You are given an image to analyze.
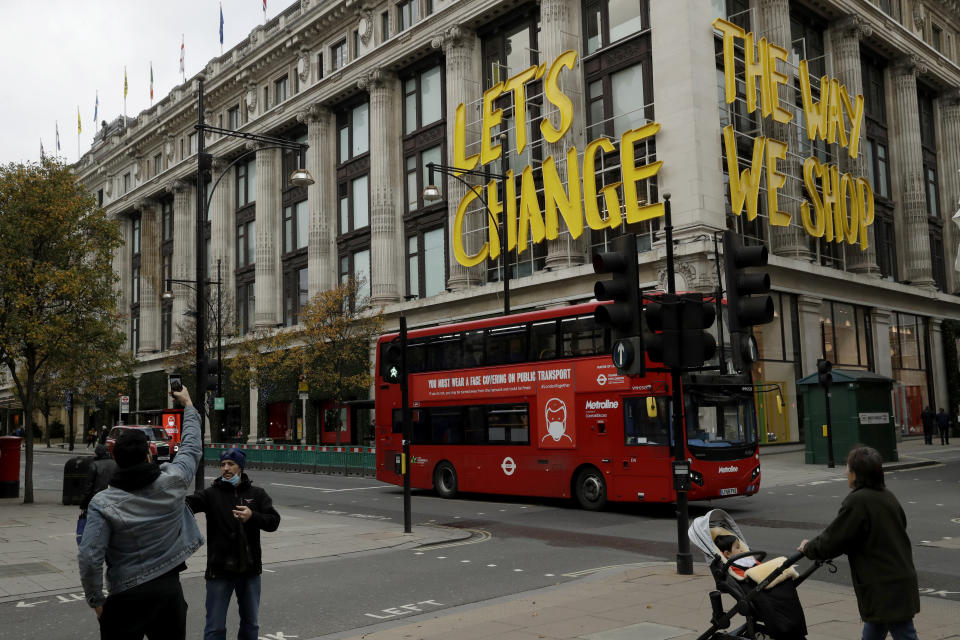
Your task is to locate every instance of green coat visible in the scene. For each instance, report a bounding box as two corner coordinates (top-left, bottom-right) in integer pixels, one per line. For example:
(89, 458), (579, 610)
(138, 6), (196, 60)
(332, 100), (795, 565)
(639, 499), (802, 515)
(803, 485), (920, 623)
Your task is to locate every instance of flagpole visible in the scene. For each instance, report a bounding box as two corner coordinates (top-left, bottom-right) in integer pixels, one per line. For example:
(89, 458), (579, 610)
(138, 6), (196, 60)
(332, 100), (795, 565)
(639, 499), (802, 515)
(123, 66), (127, 122)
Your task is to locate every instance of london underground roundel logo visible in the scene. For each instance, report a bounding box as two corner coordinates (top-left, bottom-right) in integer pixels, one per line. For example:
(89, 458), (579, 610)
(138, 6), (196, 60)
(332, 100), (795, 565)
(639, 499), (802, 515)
(501, 456), (517, 476)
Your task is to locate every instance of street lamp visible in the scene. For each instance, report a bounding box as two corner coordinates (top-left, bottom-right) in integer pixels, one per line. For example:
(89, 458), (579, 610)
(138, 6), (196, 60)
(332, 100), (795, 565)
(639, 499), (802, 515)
(423, 162), (510, 316)
(192, 77), (314, 490)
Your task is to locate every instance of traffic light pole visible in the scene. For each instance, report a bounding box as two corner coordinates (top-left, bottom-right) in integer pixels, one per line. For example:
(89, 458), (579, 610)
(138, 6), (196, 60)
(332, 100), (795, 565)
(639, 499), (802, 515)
(663, 194), (694, 576)
(195, 81), (208, 493)
(400, 316), (412, 534)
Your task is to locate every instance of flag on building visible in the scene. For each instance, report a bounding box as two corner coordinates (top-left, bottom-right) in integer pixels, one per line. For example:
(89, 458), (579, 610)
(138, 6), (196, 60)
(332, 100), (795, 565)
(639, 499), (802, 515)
(93, 91), (98, 125)
(124, 66), (128, 99)
(56, 122), (60, 152)
(180, 35), (185, 75)
(77, 107), (82, 134)
(150, 62), (154, 101)
(40, 138), (45, 158)
(263, 0), (267, 21)
(219, 3), (224, 46)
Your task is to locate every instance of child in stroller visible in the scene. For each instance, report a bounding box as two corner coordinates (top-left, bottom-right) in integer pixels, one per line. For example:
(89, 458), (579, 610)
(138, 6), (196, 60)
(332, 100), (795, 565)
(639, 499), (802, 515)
(688, 509), (833, 640)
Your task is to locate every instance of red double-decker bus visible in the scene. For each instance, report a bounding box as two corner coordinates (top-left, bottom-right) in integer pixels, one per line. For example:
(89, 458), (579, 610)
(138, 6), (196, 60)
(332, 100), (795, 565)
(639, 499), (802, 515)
(374, 302), (761, 509)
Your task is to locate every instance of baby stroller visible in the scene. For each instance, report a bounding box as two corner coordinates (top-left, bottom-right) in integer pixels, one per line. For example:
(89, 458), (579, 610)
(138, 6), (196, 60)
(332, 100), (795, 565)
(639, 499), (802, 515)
(688, 509), (834, 640)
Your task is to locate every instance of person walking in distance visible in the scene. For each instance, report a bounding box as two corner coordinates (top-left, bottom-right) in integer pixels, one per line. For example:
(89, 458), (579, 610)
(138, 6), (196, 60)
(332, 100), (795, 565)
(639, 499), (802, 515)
(935, 408), (950, 445)
(921, 406), (934, 445)
(78, 386), (203, 640)
(798, 445), (920, 640)
(187, 448), (280, 640)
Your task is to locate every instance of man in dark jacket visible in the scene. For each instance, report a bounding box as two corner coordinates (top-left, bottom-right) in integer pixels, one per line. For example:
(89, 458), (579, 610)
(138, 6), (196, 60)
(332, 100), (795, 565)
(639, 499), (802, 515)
(921, 406), (934, 444)
(936, 408), (950, 445)
(80, 445), (118, 513)
(186, 448), (280, 640)
(798, 445), (920, 640)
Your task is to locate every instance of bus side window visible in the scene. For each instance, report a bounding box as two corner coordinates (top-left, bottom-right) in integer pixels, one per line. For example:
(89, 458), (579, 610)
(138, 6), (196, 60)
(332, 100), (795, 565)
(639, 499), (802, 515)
(531, 320), (557, 360)
(407, 339), (427, 373)
(391, 409), (402, 434)
(431, 407), (463, 444)
(464, 407), (485, 444)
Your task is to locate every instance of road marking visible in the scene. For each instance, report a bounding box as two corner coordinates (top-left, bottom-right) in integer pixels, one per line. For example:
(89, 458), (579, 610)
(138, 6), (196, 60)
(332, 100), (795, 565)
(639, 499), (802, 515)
(364, 600), (444, 619)
(16, 600), (48, 608)
(415, 527), (491, 550)
(270, 483), (384, 492)
(513, 569), (524, 572)
(259, 633), (298, 639)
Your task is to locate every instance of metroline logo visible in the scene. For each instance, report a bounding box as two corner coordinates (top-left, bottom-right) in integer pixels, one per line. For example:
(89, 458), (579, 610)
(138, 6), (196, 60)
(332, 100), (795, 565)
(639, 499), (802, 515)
(718, 466), (740, 473)
(585, 400), (619, 410)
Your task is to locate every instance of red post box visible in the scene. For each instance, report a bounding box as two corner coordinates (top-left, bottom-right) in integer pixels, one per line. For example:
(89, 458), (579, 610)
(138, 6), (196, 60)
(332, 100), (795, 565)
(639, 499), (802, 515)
(0, 436), (23, 498)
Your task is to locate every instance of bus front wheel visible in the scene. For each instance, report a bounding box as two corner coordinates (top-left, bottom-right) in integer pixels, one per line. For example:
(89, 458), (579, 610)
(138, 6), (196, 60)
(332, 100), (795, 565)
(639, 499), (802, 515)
(574, 467), (607, 510)
(434, 462), (458, 498)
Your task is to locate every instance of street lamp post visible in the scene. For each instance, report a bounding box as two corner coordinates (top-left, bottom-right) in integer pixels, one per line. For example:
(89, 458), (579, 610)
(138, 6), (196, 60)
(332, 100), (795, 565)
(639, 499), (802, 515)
(423, 162), (510, 316)
(163, 259), (224, 395)
(192, 77), (314, 490)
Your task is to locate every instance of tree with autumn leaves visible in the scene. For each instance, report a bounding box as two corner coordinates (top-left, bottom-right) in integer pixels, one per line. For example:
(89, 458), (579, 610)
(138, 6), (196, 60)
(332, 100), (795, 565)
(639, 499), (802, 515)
(0, 159), (128, 503)
(227, 278), (382, 441)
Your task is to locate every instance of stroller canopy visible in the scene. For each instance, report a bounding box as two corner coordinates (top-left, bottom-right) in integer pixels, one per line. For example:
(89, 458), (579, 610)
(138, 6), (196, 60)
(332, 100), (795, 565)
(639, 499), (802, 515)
(688, 509), (747, 562)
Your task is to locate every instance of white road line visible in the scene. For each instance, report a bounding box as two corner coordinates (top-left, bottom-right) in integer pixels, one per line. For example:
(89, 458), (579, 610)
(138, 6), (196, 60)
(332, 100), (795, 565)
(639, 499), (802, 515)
(270, 483), (385, 492)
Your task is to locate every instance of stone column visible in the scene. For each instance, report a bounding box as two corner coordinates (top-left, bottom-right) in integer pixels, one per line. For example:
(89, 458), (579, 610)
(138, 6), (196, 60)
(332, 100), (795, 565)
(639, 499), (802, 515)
(889, 56), (934, 286)
(114, 213), (132, 350)
(170, 180), (196, 333)
(209, 157), (235, 314)
(938, 90), (960, 292)
(300, 105), (336, 296)
(361, 70), (402, 305)
(756, 0), (807, 258)
(796, 295), (825, 377)
(541, 0), (589, 269)
(650, 0), (727, 237)
(254, 146), (282, 328)
(138, 200), (161, 355)
(433, 26), (484, 290)
(870, 308), (893, 378)
(830, 15), (878, 274)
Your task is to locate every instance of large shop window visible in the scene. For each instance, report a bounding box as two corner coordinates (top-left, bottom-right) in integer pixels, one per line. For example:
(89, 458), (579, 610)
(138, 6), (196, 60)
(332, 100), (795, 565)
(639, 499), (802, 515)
(890, 313), (931, 435)
(340, 249), (371, 306)
(584, 0), (649, 55)
(236, 158), (256, 207)
(918, 87), (946, 290)
(819, 300), (872, 370)
(861, 52), (897, 279)
(407, 226), (446, 299)
(338, 102), (369, 162)
(236, 281), (255, 335)
(584, 21), (655, 254)
(404, 64), (443, 135)
(236, 219), (256, 268)
(283, 266), (308, 327)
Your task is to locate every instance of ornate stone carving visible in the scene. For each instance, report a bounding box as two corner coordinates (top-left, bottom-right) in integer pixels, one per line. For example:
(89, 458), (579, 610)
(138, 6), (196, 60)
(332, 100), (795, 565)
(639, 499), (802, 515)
(296, 103), (329, 124)
(431, 25), (470, 53)
(105, 177), (113, 197)
(892, 55), (928, 77)
(297, 48), (310, 83)
(246, 82), (258, 115)
(170, 179), (190, 194)
(358, 10), (374, 45)
(913, 2), (925, 31)
(835, 14), (873, 40)
(356, 68), (389, 91)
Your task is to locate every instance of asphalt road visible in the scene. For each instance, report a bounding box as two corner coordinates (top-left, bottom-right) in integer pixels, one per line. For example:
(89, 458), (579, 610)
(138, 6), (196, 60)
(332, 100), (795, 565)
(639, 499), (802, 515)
(6, 447), (959, 639)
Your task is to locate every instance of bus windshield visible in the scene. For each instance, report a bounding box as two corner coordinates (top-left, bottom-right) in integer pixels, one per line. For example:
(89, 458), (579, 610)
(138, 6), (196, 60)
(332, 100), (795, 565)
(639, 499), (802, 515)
(684, 389), (757, 449)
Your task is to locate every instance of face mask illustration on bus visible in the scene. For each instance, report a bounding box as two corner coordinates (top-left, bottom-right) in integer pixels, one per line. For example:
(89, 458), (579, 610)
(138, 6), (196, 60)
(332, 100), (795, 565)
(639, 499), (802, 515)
(542, 398), (573, 444)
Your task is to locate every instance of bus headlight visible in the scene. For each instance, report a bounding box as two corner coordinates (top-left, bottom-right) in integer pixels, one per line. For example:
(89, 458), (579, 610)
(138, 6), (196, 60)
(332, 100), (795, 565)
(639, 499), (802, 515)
(690, 470), (704, 486)
(750, 465), (760, 480)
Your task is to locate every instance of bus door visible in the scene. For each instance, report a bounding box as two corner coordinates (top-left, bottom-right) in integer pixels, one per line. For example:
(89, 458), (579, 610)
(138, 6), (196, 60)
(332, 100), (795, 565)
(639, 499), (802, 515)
(617, 395), (673, 502)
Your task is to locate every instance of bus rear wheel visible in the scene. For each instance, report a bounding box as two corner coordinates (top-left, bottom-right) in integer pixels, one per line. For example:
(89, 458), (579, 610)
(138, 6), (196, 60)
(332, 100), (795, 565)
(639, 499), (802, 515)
(575, 467), (607, 510)
(434, 461), (458, 498)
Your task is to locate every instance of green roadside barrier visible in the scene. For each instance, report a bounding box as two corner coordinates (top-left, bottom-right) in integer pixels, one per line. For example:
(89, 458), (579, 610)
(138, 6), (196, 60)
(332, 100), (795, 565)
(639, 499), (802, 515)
(204, 442), (376, 476)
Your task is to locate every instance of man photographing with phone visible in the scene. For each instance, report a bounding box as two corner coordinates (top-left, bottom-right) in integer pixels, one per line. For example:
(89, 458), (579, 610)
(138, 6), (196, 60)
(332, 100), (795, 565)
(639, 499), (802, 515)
(78, 384), (204, 639)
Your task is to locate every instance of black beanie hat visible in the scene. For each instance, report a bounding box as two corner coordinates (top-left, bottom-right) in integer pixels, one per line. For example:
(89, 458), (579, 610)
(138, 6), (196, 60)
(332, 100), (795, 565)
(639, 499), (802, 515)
(113, 429), (149, 468)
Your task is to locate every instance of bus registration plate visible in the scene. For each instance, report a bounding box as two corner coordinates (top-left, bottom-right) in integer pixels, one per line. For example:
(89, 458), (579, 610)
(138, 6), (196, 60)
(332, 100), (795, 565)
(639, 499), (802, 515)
(719, 488), (738, 496)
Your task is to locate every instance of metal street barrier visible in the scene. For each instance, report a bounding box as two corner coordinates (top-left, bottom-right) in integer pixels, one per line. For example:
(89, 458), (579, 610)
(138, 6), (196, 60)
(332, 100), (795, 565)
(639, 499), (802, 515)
(203, 442), (376, 477)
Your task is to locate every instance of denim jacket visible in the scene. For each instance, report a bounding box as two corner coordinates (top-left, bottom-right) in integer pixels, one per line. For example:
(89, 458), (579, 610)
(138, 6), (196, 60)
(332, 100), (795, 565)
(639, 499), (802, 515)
(78, 406), (205, 607)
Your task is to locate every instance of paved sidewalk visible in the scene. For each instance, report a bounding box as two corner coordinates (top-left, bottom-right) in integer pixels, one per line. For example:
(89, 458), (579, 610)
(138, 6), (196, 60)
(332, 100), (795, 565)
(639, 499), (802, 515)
(0, 489), (467, 603)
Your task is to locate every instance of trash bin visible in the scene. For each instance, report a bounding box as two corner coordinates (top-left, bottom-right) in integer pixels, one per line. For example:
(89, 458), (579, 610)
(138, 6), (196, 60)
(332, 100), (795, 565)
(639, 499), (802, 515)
(0, 436), (23, 498)
(63, 456), (93, 505)
(797, 369), (898, 464)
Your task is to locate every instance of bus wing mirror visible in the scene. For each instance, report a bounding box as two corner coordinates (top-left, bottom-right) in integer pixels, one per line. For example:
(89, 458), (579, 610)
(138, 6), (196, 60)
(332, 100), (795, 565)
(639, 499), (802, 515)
(646, 396), (658, 418)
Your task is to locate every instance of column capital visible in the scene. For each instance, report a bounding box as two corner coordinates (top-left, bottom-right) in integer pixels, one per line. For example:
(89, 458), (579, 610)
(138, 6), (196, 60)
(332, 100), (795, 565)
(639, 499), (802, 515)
(357, 68), (395, 91)
(296, 103), (331, 124)
(168, 179), (191, 194)
(431, 25), (475, 54)
(941, 88), (960, 106)
(134, 198), (159, 212)
(212, 155), (231, 172)
(832, 14), (873, 40)
(891, 55), (928, 77)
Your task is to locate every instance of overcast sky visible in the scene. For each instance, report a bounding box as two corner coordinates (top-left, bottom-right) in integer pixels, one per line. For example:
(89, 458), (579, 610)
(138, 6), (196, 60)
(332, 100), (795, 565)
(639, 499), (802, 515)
(1, 0), (283, 165)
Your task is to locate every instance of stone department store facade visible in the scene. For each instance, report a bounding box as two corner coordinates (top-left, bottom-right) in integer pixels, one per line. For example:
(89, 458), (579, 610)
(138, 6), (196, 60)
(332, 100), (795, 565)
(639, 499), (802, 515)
(45, 0), (960, 444)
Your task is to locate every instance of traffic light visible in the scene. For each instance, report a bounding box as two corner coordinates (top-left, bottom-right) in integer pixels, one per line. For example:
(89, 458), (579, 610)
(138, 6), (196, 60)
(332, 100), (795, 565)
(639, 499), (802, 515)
(678, 293), (717, 369)
(593, 233), (644, 376)
(817, 358), (833, 388)
(201, 357), (219, 395)
(722, 230), (774, 373)
(644, 293), (680, 368)
(645, 294), (717, 370)
(381, 340), (403, 384)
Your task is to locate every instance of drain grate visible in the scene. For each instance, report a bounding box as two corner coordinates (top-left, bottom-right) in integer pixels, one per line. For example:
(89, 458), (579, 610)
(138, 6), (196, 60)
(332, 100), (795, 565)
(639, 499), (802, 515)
(0, 562), (62, 577)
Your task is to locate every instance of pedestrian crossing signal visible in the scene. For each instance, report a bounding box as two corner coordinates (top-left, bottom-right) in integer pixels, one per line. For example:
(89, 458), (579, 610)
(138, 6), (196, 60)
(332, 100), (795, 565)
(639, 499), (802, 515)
(382, 342), (402, 384)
